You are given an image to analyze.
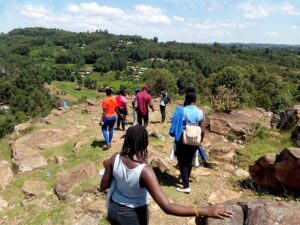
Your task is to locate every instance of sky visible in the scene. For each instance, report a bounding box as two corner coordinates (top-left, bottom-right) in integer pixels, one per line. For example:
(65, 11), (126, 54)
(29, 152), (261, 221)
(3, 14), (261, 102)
(0, 0), (299, 44)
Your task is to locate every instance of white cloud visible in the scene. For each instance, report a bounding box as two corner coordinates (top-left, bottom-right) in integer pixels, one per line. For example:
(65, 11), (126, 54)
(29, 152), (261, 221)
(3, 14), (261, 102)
(187, 20), (246, 30)
(238, 3), (273, 19)
(173, 16), (185, 22)
(238, 2), (300, 19)
(263, 31), (279, 38)
(291, 25), (298, 30)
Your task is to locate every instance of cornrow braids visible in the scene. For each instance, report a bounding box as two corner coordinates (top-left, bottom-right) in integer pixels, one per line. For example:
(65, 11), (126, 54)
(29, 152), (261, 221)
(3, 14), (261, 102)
(121, 125), (149, 162)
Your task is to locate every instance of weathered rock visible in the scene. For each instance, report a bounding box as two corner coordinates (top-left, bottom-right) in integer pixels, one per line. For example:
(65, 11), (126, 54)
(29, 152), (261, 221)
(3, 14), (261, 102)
(207, 190), (241, 204)
(249, 147), (300, 193)
(86, 99), (98, 106)
(55, 163), (98, 200)
(0, 199), (8, 211)
(202, 200), (300, 225)
(234, 168), (250, 178)
(22, 180), (48, 197)
(148, 152), (171, 173)
(149, 131), (166, 142)
(14, 122), (32, 136)
(73, 141), (82, 152)
(190, 168), (213, 182)
(74, 214), (99, 225)
(274, 105), (300, 130)
(54, 156), (67, 165)
(0, 161), (13, 189)
(12, 149), (47, 173)
(209, 109), (272, 139)
(84, 200), (106, 218)
(51, 109), (64, 117)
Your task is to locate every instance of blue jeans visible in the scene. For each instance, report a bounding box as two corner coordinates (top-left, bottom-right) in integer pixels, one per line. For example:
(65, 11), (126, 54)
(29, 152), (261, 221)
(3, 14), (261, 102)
(102, 116), (116, 145)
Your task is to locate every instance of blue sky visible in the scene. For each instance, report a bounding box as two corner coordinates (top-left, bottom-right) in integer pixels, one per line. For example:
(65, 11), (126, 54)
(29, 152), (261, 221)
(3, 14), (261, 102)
(0, 0), (299, 44)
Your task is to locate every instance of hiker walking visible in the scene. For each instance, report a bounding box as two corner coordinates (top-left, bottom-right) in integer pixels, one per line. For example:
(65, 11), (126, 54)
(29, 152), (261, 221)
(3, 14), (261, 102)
(160, 89), (171, 124)
(100, 126), (233, 225)
(135, 84), (154, 127)
(169, 90), (205, 193)
(115, 90), (128, 131)
(132, 89), (139, 126)
(100, 88), (118, 150)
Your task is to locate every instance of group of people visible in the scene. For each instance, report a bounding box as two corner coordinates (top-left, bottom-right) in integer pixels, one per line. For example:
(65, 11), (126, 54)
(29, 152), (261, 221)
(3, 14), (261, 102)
(100, 84), (170, 150)
(99, 85), (234, 224)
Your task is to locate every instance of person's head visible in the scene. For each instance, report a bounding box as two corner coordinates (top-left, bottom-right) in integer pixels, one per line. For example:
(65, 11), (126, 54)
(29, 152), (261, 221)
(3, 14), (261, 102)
(185, 87), (196, 94)
(121, 125), (148, 162)
(184, 92), (197, 105)
(161, 89), (167, 96)
(119, 89), (126, 96)
(142, 84), (148, 92)
(135, 88), (140, 95)
(105, 87), (112, 96)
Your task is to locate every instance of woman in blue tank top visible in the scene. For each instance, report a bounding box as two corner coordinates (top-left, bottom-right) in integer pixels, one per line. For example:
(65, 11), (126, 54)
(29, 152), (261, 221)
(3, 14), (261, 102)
(100, 126), (233, 225)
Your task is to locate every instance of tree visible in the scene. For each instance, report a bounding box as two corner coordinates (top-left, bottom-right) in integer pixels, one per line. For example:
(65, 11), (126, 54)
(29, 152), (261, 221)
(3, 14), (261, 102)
(144, 68), (178, 96)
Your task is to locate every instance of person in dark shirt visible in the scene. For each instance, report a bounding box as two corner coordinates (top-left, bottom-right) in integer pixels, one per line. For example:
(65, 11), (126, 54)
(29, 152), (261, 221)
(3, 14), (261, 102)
(135, 84), (154, 127)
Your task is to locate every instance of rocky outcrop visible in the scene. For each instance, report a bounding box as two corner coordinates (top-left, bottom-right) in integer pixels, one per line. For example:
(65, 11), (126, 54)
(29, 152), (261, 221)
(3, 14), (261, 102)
(273, 105), (300, 129)
(0, 161), (13, 189)
(22, 180), (48, 197)
(13, 122), (32, 137)
(202, 200), (300, 225)
(291, 126), (300, 147)
(209, 108), (272, 139)
(12, 148), (47, 173)
(202, 132), (244, 160)
(249, 147), (300, 193)
(207, 190), (241, 204)
(148, 152), (172, 173)
(84, 200), (106, 218)
(55, 163), (98, 200)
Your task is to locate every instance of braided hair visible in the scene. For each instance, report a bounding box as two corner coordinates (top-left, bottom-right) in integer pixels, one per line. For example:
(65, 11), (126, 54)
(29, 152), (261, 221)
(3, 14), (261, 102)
(121, 125), (149, 162)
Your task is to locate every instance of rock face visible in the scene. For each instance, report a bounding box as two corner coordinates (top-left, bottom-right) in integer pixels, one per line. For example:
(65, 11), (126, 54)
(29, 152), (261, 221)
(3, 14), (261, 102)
(249, 147), (300, 193)
(14, 122), (32, 136)
(291, 126), (300, 147)
(55, 163), (98, 200)
(22, 180), (48, 197)
(209, 109), (272, 139)
(202, 200), (300, 225)
(274, 105), (300, 129)
(148, 152), (171, 173)
(84, 200), (106, 218)
(207, 190), (241, 205)
(0, 161), (13, 189)
(0, 199), (8, 211)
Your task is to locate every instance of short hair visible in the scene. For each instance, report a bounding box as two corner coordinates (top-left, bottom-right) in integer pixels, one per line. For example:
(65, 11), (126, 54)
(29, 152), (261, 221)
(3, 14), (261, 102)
(105, 88), (112, 96)
(185, 87), (196, 94)
(119, 89), (126, 95)
(142, 84), (148, 91)
(121, 125), (148, 162)
(185, 92), (197, 105)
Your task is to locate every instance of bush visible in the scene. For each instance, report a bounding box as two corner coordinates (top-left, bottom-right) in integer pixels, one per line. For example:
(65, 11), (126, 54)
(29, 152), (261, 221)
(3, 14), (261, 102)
(212, 85), (239, 113)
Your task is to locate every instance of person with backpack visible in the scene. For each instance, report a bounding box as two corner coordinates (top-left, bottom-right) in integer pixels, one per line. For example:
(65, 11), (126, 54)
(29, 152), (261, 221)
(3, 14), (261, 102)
(100, 125), (234, 225)
(160, 90), (171, 124)
(170, 91), (205, 193)
(115, 90), (128, 131)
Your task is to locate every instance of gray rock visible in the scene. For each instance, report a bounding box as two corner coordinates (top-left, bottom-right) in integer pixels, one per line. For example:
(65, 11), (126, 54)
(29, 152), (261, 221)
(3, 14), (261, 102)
(0, 161), (13, 189)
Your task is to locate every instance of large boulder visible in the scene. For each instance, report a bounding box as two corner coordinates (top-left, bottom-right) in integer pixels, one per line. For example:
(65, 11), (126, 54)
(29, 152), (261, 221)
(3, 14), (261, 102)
(147, 152), (172, 173)
(273, 105), (300, 130)
(84, 200), (106, 218)
(202, 200), (300, 225)
(0, 161), (13, 189)
(249, 147), (300, 193)
(22, 180), (48, 197)
(55, 163), (98, 200)
(209, 108), (272, 139)
(12, 149), (47, 173)
(14, 122), (32, 136)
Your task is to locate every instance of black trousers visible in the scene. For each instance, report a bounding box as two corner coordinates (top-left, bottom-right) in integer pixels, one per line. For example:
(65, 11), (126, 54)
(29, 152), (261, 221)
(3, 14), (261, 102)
(108, 200), (149, 225)
(137, 113), (149, 127)
(117, 107), (126, 130)
(175, 137), (198, 188)
(160, 105), (166, 122)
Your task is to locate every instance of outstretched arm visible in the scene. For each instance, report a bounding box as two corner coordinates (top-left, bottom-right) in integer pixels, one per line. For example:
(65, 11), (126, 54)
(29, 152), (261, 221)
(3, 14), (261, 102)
(140, 165), (233, 218)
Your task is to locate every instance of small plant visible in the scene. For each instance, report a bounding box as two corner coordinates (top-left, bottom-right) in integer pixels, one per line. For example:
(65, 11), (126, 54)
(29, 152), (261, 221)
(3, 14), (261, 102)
(211, 85), (240, 113)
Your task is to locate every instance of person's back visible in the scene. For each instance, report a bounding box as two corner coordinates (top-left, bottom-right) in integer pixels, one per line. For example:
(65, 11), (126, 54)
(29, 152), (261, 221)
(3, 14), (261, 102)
(112, 154), (149, 208)
(136, 90), (151, 116)
(183, 105), (203, 127)
(102, 96), (117, 117)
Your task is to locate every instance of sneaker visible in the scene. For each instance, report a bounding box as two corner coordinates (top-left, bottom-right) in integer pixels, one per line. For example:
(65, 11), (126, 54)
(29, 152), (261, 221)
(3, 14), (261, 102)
(203, 161), (217, 169)
(103, 144), (111, 150)
(176, 187), (191, 194)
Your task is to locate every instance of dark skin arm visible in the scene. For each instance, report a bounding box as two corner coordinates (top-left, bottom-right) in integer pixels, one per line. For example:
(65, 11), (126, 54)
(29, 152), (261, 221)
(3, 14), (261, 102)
(140, 165), (233, 219)
(199, 117), (205, 143)
(100, 154), (117, 191)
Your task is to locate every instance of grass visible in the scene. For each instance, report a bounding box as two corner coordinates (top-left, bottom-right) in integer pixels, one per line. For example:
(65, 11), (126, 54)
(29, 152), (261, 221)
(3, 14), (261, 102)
(235, 130), (293, 169)
(51, 81), (103, 100)
(0, 135), (11, 163)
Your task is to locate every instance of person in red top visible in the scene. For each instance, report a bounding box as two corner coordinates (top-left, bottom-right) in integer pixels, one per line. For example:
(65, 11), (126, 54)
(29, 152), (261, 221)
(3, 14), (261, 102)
(135, 84), (154, 127)
(115, 90), (128, 131)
